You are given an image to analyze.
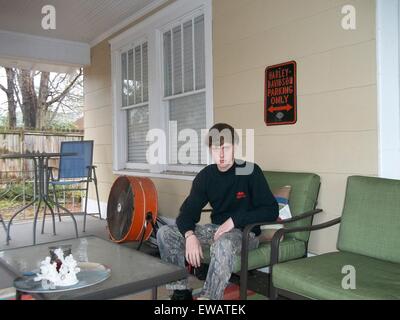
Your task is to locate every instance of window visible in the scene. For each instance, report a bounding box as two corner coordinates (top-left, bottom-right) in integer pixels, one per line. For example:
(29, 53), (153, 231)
(376, 0), (400, 179)
(111, 0), (213, 178)
(121, 41), (149, 164)
(162, 13), (206, 168)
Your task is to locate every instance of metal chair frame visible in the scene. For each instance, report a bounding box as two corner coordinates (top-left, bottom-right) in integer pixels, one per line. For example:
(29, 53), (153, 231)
(42, 141), (101, 233)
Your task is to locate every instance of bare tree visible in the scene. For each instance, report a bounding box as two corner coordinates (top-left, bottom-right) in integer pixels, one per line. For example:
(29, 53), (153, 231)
(17, 69), (37, 128)
(45, 71), (83, 128)
(1, 67), (83, 129)
(0, 67), (17, 128)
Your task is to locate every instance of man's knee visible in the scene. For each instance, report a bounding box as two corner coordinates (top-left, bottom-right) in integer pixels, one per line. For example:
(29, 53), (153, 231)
(157, 225), (174, 242)
(157, 224), (183, 247)
(212, 235), (237, 255)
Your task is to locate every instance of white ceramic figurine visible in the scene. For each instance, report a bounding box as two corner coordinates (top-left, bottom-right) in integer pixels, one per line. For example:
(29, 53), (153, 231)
(34, 248), (80, 288)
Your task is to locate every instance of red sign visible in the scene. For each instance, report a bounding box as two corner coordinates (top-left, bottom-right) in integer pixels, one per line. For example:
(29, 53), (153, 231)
(265, 61), (297, 126)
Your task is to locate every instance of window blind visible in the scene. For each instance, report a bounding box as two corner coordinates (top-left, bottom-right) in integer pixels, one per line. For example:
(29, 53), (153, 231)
(121, 42), (149, 107)
(169, 92), (206, 165)
(127, 106), (149, 163)
(163, 13), (205, 97)
(163, 14), (206, 166)
(121, 41), (149, 163)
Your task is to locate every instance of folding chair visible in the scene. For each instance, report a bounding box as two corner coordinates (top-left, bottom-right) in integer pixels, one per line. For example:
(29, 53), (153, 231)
(42, 140), (101, 233)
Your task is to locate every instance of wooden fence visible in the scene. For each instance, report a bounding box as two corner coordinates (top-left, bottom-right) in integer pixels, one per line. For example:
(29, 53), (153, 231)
(0, 128), (84, 181)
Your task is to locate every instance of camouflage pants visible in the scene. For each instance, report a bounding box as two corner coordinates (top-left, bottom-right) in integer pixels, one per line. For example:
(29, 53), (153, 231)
(157, 223), (259, 300)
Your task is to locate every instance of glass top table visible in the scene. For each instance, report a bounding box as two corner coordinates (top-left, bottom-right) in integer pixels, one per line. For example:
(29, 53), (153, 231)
(0, 152), (78, 245)
(0, 235), (187, 300)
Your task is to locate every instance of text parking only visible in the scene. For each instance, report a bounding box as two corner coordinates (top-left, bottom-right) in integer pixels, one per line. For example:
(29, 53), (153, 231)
(265, 61), (297, 126)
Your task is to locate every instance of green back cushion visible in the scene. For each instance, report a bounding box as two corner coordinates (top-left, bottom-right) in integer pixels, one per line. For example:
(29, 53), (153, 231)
(263, 171), (320, 242)
(338, 176), (400, 263)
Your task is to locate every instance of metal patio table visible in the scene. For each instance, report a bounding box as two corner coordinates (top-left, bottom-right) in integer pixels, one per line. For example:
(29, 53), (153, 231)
(0, 152), (78, 245)
(0, 235), (188, 300)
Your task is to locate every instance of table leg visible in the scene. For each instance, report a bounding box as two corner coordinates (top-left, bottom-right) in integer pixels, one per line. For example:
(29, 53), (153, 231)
(6, 200), (36, 245)
(40, 205), (47, 234)
(43, 197), (56, 236)
(152, 287), (158, 300)
(33, 156), (49, 245)
(15, 290), (23, 300)
(32, 158), (39, 200)
(47, 200), (79, 239)
(32, 199), (42, 245)
(0, 216), (7, 232)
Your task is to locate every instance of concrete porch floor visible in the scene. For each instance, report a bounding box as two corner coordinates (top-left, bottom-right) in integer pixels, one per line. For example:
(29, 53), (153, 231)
(0, 215), (204, 299)
(0, 216), (269, 299)
(0, 215), (109, 251)
(0, 216), (106, 292)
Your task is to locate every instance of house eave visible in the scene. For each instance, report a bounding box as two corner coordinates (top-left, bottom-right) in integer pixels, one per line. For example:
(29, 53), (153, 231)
(0, 29), (90, 70)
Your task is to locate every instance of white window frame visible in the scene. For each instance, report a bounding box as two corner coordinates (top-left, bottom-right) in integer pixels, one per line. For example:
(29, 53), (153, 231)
(110, 0), (213, 179)
(121, 37), (150, 169)
(376, 0), (400, 179)
(160, 11), (210, 173)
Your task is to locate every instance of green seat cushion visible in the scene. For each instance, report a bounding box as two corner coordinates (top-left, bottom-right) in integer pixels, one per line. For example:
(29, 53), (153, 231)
(202, 238), (306, 273)
(272, 251), (400, 300)
(263, 171), (320, 242)
(338, 176), (400, 264)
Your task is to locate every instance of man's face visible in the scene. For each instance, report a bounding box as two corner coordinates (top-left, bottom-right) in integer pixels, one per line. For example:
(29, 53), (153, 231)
(210, 143), (234, 171)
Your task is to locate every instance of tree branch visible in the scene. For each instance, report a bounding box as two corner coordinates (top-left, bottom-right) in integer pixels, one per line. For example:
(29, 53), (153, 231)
(46, 68), (82, 107)
(0, 83), (7, 93)
(48, 73), (67, 94)
(13, 76), (22, 108)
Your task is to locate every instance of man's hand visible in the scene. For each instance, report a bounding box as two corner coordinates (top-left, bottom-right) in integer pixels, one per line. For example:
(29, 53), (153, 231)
(214, 218), (234, 241)
(185, 232), (203, 268)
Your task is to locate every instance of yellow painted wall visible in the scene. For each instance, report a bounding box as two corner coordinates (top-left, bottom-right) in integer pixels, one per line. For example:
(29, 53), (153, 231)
(84, 0), (377, 254)
(213, 0), (377, 253)
(83, 0), (191, 222)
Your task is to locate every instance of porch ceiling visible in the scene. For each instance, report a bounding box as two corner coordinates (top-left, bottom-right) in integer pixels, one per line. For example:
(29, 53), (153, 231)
(0, 0), (160, 45)
(0, 0), (167, 69)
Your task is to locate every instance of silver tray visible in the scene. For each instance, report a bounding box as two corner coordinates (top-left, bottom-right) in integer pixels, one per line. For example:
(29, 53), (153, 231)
(14, 262), (111, 294)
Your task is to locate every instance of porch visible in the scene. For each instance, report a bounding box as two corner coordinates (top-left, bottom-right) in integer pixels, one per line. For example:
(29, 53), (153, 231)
(0, 0), (399, 302)
(0, 216), (202, 300)
(0, 216), (266, 300)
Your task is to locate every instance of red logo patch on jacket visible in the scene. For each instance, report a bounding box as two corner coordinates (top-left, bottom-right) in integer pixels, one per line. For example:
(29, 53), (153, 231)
(236, 191), (246, 199)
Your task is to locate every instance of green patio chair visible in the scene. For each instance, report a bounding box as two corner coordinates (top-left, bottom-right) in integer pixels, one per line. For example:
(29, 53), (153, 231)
(270, 175), (400, 300)
(200, 171), (322, 299)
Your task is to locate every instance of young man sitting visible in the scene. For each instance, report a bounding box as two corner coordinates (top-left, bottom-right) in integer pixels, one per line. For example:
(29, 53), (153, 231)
(157, 123), (279, 300)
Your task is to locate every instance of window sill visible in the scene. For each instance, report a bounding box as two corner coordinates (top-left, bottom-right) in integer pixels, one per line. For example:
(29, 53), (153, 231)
(113, 169), (196, 181)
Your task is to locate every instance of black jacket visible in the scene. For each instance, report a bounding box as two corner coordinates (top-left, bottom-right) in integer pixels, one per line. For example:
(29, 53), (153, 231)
(176, 160), (279, 236)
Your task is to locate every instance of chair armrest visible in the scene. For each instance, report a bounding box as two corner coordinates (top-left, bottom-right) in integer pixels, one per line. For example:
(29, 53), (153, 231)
(239, 208), (323, 295)
(242, 209), (323, 240)
(270, 217), (341, 266)
(279, 209), (323, 224)
(86, 165), (98, 181)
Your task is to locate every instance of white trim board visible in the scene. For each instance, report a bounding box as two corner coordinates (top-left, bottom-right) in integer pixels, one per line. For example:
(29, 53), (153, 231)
(113, 170), (196, 181)
(83, 198), (108, 220)
(0, 29), (90, 68)
(376, 0), (400, 179)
